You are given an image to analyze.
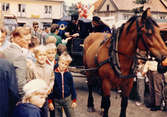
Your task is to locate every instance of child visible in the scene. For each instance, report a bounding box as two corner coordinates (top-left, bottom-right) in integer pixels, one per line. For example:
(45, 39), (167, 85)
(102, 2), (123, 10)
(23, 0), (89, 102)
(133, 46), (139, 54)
(136, 59), (145, 106)
(26, 45), (54, 117)
(48, 52), (77, 117)
(46, 36), (57, 45)
(57, 43), (67, 56)
(45, 43), (57, 117)
(46, 43), (57, 69)
(11, 79), (48, 117)
(26, 45), (54, 89)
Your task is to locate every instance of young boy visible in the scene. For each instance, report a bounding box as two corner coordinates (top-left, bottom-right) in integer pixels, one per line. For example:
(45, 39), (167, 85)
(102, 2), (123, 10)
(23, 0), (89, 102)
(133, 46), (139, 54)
(135, 59), (145, 106)
(45, 43), (57, 117)
(26, 45), (54, 90)
(11, 79), (48, 117)
(26, 45), (54, 117)
(48, 52), (77, 117)
(46, 43), (57, 69)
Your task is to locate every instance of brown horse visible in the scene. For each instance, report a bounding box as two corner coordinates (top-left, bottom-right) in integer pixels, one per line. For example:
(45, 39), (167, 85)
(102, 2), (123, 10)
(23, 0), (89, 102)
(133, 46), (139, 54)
(83, 8), (167, 117)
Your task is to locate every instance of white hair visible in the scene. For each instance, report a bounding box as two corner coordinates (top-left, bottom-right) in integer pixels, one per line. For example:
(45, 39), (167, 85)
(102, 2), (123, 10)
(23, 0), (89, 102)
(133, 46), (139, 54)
(46, 43), (57, 51)
(22, 79), (48, 103)
(33, 45), (46, 56)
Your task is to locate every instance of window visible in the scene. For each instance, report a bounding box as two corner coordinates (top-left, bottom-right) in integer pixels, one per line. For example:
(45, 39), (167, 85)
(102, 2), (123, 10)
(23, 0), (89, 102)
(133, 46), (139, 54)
(123, 15), (129, 20)
(18, 4), (26, 17)
(2, 3), (10, 11)
(18, 4), (26, 13)
(107, 4), (110, 11)
(44, 5), (52, 18)
(44, 5), (52, 14)
(160, 16), (165, 20)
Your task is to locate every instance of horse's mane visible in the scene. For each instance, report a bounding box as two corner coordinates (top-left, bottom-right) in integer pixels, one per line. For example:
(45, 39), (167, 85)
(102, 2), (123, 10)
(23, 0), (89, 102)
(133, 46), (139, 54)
(118, 15), (159, 36)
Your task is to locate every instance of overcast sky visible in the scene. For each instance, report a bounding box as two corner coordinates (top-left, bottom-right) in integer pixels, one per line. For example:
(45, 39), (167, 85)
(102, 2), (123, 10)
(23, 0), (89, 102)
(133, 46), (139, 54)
(64, 0), (97, 6)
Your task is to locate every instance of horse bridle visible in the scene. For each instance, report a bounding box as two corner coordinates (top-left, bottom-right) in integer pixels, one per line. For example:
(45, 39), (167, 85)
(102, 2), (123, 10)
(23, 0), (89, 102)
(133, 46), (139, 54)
(135, 17), (160, 61)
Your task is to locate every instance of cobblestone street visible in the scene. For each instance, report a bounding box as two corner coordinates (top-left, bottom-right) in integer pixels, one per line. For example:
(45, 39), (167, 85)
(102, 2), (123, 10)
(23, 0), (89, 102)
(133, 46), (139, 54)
(72, 75), (167, 117)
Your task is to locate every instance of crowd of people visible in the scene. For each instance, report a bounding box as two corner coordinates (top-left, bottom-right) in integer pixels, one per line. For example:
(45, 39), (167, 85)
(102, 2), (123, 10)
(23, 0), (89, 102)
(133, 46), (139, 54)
(1, 13), (167, 117)
(135, 50), (167, 111)
(0, 14), (112, 117)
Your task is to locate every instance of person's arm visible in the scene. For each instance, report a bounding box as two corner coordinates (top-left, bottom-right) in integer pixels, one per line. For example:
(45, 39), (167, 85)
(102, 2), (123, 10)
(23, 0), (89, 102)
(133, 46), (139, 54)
(69, 72), (77, 101)
(26, 61), (35, 82)
(69, 72), (77, 108)
(8, 63), (19, 105)
(157, 58), (167, 73)
(13, 56), (27, 97)
(142, 61), (149, 76)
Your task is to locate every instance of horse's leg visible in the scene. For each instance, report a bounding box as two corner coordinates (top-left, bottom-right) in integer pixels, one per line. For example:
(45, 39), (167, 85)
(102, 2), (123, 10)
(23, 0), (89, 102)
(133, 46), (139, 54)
(120, 94), (128, 117)
(101, 79), (111, 117)
(120, 79), (134, 117)
(99, 90), (105, 116)
(101, 95), (110, 117)
(87, 84), (96, 112)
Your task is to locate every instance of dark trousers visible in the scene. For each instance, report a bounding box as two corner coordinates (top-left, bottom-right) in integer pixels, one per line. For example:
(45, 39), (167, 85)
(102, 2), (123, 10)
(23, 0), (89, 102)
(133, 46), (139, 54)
(147, 70), (163, 106)
(53, 96), (74, 117)
(136, 78), (145, 103)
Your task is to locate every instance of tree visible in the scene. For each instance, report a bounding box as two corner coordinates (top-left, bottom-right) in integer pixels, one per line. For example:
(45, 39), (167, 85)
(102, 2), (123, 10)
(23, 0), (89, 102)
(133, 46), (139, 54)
(133, 0), (147, 14)
(136, 0), (147, 4)
(68, 4), (79, 16)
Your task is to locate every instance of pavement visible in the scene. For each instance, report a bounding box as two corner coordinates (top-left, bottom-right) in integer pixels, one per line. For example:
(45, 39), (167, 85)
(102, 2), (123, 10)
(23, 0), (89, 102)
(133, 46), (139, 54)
(72, 73), (167, 117)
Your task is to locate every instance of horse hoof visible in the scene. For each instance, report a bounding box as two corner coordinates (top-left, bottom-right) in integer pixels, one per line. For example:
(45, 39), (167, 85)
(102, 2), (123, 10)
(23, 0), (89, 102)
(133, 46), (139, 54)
(87, 107), (96, 112)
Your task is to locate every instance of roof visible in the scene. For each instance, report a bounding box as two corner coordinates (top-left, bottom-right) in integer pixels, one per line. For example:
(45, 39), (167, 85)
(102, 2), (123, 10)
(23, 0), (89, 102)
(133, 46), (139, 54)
(161, 0), (167, 8)
(25, 0), (64, 2)
(94, 0), (104, 11)
(112, 0), (142, 11)
(94, 0), (167, 13)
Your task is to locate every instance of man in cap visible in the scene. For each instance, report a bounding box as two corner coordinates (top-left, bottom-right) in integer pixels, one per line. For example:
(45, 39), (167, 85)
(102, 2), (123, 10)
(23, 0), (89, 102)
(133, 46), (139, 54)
(92, 16), (111, 33)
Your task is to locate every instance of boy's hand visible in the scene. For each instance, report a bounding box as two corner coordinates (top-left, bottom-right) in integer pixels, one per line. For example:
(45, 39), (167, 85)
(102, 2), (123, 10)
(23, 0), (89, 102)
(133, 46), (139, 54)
(72, 33), (79, 38)
(71, 102), (77, 108)
(48, 102), (54, 111)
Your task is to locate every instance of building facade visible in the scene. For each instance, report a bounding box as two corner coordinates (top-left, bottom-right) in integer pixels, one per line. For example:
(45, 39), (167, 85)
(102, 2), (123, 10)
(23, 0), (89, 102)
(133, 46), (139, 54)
(93, 0), (167, 28)
(0, 0), (64, 29)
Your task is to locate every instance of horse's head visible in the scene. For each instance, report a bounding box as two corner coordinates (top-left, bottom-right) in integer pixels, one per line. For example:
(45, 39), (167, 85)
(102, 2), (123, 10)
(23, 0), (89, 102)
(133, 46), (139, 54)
(125, 8), (167, 61)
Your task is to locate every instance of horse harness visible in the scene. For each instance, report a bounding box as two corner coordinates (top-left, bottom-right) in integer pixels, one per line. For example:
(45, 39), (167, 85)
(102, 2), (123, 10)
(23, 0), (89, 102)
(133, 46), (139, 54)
(94, 17), (155, 79)
(94, 29), (137, 79)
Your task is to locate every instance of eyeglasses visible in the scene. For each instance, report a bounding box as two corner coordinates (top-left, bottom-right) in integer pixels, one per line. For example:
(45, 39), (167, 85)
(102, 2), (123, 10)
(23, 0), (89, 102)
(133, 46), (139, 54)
(34, 26), (39, 29)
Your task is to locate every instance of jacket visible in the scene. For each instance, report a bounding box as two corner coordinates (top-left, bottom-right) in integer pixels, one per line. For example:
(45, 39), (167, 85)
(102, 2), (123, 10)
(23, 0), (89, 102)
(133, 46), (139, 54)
(0, 58), (19, 117)
(49, 68), (76, 101)
(12, 103), (41, 117)
(3, 43), (27, 97)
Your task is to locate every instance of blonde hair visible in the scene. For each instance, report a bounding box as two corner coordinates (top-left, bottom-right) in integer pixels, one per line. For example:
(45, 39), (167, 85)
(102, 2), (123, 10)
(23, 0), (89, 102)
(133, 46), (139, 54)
(22, 79), (48, 103)
(33, 45), (46, 56)
(59, 51), (72, 64)
(46, 36), (56, 45)
(46, 43), (57, 52)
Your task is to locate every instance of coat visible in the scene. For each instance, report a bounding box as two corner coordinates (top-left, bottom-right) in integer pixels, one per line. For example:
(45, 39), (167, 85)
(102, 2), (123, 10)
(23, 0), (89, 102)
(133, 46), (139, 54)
(12, 103), (41, 117)
(0, 58), (19, 117)
(3, 43), (27, 97)
(49, 68), (77, 101)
